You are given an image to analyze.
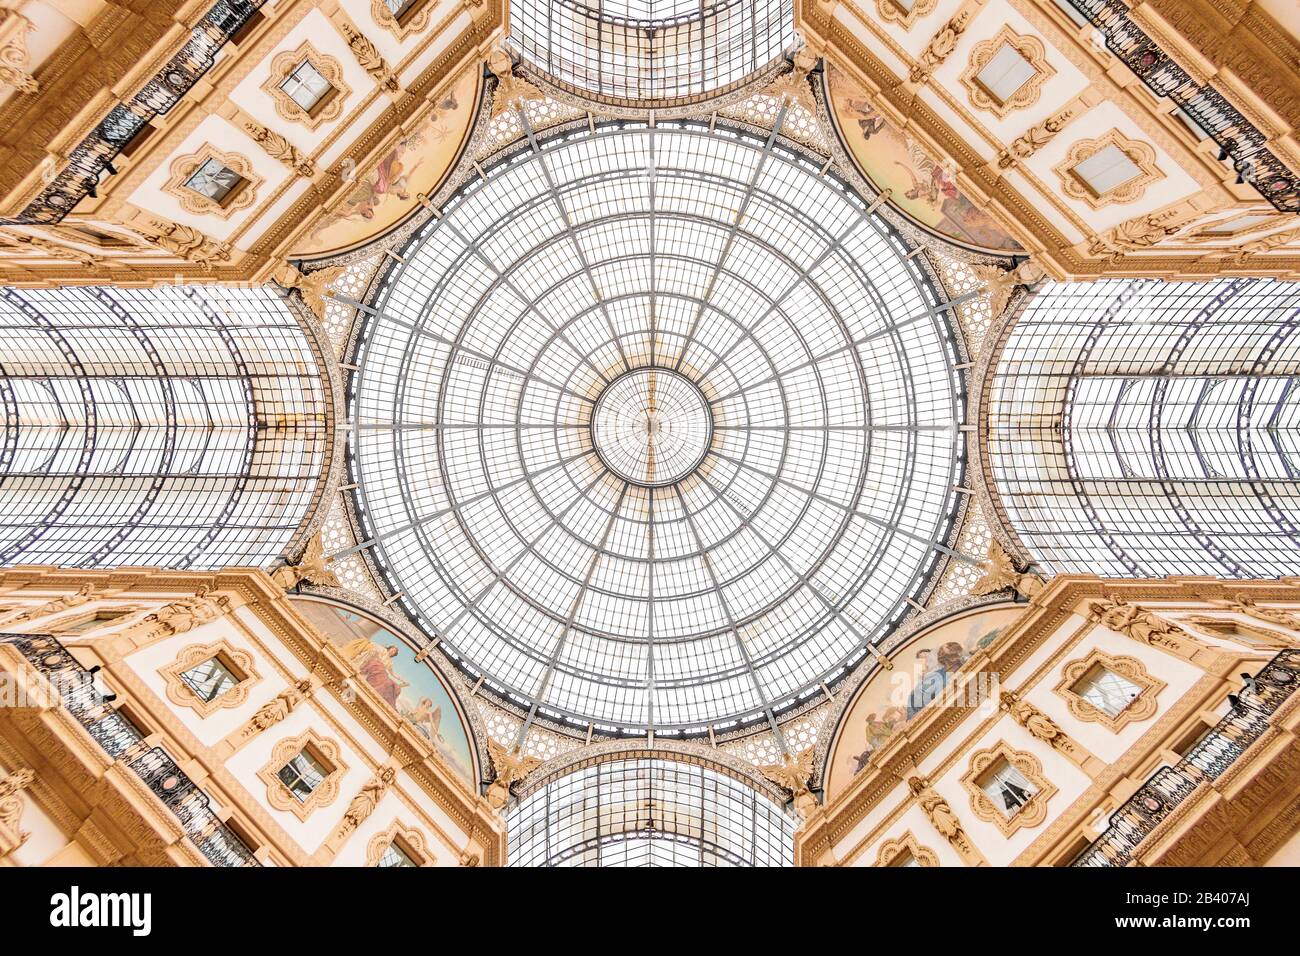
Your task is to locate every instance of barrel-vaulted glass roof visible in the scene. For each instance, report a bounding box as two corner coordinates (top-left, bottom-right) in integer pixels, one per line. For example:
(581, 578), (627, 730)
(509, 0), (795, 104)
(346, 119), (965, 735)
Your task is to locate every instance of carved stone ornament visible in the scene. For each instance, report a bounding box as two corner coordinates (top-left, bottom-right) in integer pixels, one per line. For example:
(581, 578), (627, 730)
(242, 120), (316, 178)
(970, 259), (1045, 319)
(1230, 595), (1300, 632)
(365, 820), (430, 865)
(971, 538), (1045, 597)
(337, 766), (397, 839)
(997, 104), (1079, 169)
(133, 219), (231, 267)
(1054, 130), (1162, 209)
(959, 26), (1054, 118)
(1054, 649), (1164, 732)
(0, 767), (35, 858)
(261, 40), (349, 131)
(0, 585), (94, 627)
(485, 738), (543, 810)
(269, 533), (341, 589)
(0, 11), (38, 94)
(487, 48), (544, 119)
(907, 775), (976, 856)
(757, 747), (819, 820)
(874, 830), (939, 866)
(340, 21), (399, 92)
(241, 678), (314, 739)
(372, 0), (433, 41)
(875, 0), (938, 29)
(910, 7), (979, 85)
(1088, 598), (1197, 658)
(161, 639), (261, 717)
(959, 741), (1056, 837)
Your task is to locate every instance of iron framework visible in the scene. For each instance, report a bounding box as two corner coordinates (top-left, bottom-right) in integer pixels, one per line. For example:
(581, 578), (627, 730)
(986, 278), (1300, 578)
(344, 116), (968, 737)
(508, 0), (795, 104)
(506, 754), (795, 866)
(0, 285), (329, 570)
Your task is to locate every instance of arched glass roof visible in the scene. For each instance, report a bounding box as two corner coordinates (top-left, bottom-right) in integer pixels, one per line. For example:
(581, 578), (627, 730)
(986, 278), (1300, 578)
(347, 120), (965, 735)
(507, 755), (795, 866)
(0, 285), (331, 570)
(509, 0), (795, 104)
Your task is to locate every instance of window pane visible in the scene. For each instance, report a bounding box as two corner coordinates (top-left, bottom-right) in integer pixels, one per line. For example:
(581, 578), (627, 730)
(278, 748), (328, 802)
(181, 655), (239, 702)
(1074, 664), (1141, 717)
(976, 44), (1037, 103)
(980, 760), (1037, 815)
(184, 159), (242, 203)
(1072, 144), (1142, 195)
(280, 60), (332, 113)
(377, 842), (418, 867)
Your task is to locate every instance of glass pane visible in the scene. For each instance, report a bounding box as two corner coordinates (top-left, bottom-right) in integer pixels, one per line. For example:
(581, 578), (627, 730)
(1074, 664), (1141, 717)
(280, 60), (332, 113)
(1072, 144), (1142, 195)
(377, 842), (418, 867)
(184, 158), (242, 203)
(278, 748), (328, 802)
(980, 759), (1037, 815)
(977, 44), (1037, 103)
(181, 655), (239, 702)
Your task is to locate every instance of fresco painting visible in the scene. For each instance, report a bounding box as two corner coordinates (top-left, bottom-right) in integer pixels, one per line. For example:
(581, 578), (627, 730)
(826, 64), (1024, 254)
(825, 605), (1024, 799)
(294, 67), (479, 256)
(291, 597), (475, 783)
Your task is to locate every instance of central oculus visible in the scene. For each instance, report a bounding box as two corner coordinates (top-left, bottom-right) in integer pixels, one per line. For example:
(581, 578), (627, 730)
(591, 368), (713, 487)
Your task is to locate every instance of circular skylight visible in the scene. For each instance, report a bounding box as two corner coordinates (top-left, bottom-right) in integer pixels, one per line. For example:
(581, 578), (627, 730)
(348, 120), (965, 735)
(591, 369), (713, 486)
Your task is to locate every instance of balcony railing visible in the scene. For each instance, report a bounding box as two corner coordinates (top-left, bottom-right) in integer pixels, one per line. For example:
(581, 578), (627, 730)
(1062, 0), (1300, 213)
(3, 1), (268, 226)
(2, 632), (260, 866)
(1073, 648), (1300, 866)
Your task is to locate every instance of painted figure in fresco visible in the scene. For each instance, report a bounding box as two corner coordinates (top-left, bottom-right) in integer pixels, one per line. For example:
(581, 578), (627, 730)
(906, 641), (968, 718)
(850, 706), (905, 775)
(341, 638), (408, 708)
(405, 697), (444, 745)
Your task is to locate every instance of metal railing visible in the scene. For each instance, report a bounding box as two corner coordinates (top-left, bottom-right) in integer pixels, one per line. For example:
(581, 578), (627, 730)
(1061, 0), (1300, 213)
(5, 1), (268, 225)
(1073, 648), (1300, 866)
(2, 632), (260, 866)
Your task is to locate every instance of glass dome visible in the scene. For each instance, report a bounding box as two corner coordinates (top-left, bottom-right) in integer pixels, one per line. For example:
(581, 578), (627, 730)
(346, 119), (966, 735)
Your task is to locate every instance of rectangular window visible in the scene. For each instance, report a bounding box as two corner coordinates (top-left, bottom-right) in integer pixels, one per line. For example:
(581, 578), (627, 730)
(184, 159), (245, 205)
(377, 841), (418, 867)
(1202, 214), (1275, 235)
(975, 44), (1038, 104)
(1071, 144), (1144, 197)
(181, 654), (240, 703)
(279, 59), (334, 114)
(979, 759), (1037, 816)
(277, 748), (329, 803)
(52, 610), (131, 634)
(1072, 663), (1141, 718)
(384, 0), (420, 21)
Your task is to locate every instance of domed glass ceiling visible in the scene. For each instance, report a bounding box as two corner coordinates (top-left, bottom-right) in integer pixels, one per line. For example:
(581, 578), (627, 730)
(347, 119), (965, 735)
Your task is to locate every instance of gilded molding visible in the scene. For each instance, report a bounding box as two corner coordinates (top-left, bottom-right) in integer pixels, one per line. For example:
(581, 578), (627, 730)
(960, 740), (1056, 838)
(262, 40), (350, 131)
(959, 25), (1054, 118)
(365, 819), (430, 865)
(1054, 649), (1165, 732)
(159, 639), (262, 719)
(1054, 129), (1163, 209)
